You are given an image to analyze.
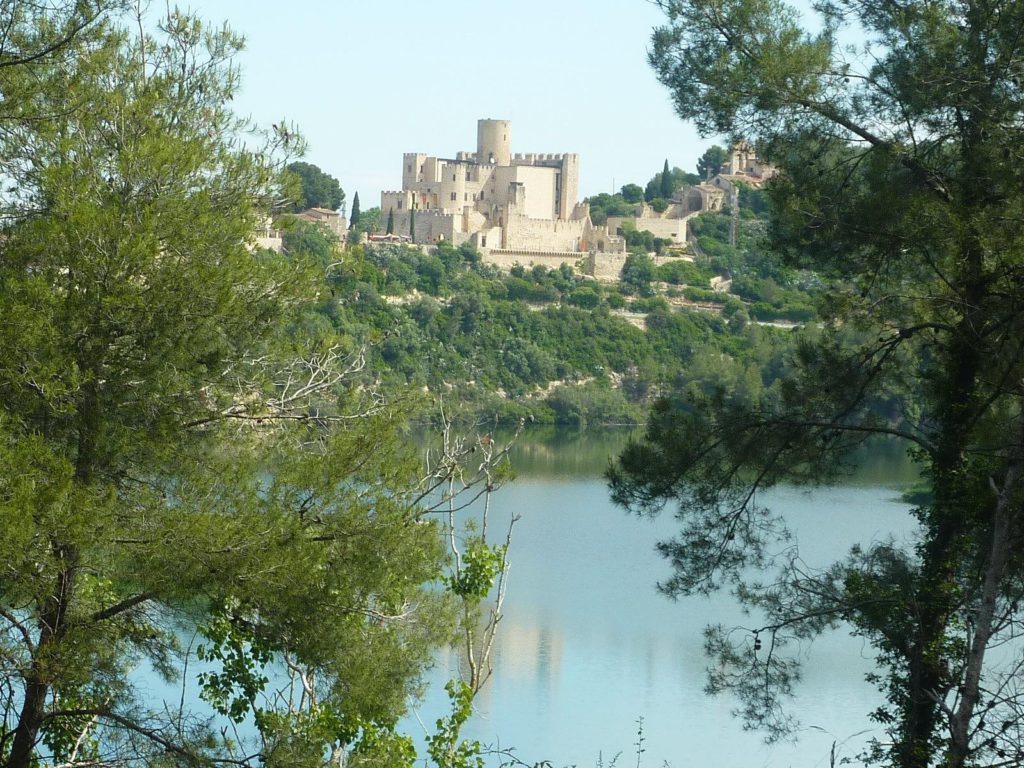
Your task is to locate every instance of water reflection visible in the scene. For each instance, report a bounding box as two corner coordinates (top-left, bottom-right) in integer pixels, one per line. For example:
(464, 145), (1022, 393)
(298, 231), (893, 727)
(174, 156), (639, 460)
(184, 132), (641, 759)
(412, 428), (921, 768)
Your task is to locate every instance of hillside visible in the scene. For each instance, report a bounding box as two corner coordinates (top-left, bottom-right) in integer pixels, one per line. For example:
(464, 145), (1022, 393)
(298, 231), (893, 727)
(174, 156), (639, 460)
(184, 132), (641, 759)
(281, 186), (821, 426)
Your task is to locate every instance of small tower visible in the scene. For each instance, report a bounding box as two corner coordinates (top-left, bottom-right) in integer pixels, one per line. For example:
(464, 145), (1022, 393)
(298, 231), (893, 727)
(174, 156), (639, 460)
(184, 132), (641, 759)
(477, 119), (511, 166)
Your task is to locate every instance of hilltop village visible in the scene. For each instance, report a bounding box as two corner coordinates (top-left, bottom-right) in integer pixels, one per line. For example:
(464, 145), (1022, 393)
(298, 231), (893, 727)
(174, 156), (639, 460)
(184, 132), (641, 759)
(267, 118), (775, 280)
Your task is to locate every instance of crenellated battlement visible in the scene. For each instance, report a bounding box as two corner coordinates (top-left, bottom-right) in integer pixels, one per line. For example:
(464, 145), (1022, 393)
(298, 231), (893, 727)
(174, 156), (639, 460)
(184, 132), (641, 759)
(509, 152), (580, 166)
(379, 120), (609, 252)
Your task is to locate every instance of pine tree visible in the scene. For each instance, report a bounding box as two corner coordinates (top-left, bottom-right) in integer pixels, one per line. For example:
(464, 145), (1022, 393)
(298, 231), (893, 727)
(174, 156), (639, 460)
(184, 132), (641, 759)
(0, 9), (450, 766)
(286, 161), (344, 211)
(612, 1), (1024, 766)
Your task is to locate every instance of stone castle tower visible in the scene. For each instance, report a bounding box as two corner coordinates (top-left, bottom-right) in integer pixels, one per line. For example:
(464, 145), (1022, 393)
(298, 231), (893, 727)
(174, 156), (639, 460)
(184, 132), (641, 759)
(379, 118), (610, 255)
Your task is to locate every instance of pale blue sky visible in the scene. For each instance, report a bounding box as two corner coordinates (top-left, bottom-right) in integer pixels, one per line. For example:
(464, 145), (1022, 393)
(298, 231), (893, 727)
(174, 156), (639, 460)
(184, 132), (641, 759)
(188, 0), (716, 210)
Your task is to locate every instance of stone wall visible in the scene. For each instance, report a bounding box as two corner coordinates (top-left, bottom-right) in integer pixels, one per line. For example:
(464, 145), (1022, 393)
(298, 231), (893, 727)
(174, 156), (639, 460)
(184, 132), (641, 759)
(591, 252), (629, 281)
(485, 249), (588, 273)
(510, 165), (556, 219)
(606, 214), (693, 241)
(388, 208), (458, 244)
(504, 211), (586, 252)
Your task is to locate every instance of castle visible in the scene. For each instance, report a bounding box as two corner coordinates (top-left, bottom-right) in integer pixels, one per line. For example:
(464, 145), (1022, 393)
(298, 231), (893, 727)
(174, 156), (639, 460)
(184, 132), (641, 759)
(380, 119), (624, 258)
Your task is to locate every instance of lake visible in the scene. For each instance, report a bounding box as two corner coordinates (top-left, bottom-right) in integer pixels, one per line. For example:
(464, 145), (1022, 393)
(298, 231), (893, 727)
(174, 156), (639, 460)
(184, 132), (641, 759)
(409, 428), (921, 768)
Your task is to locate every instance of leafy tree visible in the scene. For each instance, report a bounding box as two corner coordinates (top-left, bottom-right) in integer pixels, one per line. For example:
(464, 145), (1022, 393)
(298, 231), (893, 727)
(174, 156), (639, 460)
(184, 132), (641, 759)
(348, 206), (380, 245)
(644, 166), (695, 202)
(620, 183), (644, 203)
(586, 192), (639, 225)
(620, 252), (656, 296)
(361, 206), (381, 234)
(696, 144), (728, 179)
(611, 2), (1024, 768)
(286, 161), (344, 211)
(282, 218), (337, 265)
(0, 9), (453, 767)
(567, 286), (601, 309)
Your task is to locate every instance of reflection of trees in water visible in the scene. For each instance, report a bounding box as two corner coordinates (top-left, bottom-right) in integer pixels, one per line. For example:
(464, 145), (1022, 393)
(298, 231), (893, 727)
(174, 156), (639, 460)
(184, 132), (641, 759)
(508, 428), (917, 484)
(505, 427), (640, 479)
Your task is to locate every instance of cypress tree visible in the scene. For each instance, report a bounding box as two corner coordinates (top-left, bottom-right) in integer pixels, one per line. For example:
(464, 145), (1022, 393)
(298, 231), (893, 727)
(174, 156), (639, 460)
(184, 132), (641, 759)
(386, 207), (394, 234)
(350, 191), (361, 229)
(660, 159), (673, 199)
(409, 208), (415, 243)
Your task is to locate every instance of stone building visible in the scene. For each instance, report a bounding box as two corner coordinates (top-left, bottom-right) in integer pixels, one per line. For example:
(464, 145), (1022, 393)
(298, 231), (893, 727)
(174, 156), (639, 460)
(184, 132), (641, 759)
(252, 216), (283, 252)
(604, 140), (773, 248)
(294, 207), (348, 238)
(720, 141), (777, 184)
(380, 119), (624, 260)
(606, 182), (725, 243)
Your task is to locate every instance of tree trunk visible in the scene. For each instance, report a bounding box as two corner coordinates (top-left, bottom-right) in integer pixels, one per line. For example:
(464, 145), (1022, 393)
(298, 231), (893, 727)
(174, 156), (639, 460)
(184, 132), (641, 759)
(946, 418), (1024, 768)
(7, 548), (78, 768)
(897, 220), (988, 768)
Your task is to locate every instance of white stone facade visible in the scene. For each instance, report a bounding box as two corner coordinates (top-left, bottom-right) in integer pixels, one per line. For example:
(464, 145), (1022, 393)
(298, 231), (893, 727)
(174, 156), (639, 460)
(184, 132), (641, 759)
(380, 119), (623, 258)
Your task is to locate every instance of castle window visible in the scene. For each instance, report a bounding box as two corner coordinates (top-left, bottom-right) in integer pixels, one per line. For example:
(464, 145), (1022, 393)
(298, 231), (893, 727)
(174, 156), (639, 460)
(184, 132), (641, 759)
(466, 172), (471, 181)
(398, 200), (403, 209)
(420, 164), (424, 173)
(481, 236), (487, 247)
(452, 174), (456, 182)
(450, 192), (457, 201)
(464, 193), (468, 201)
(407, 164), (411, 173)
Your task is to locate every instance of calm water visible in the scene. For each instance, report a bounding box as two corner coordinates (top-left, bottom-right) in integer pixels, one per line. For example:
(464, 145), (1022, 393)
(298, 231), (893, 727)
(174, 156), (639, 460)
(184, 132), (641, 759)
(409, 429), (921, 768)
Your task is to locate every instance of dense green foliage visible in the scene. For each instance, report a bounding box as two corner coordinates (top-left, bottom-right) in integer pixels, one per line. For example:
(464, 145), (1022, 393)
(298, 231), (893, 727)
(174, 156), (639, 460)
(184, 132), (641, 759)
(696, 144), (728, 179)
(286, 161), (345, 211)
(611, 1), (1024, 768)
(585, 191), (641, 226)
(0, 6), (834, 767)
(348, 205), (380, 243)
(620, 183), (644, 203)
(644, 164), (699, 202)
(587, 162), (707, 224)
(277, 215), (815, 429)
(282, 218), (339, 264)
(0, 8), (489, 768)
